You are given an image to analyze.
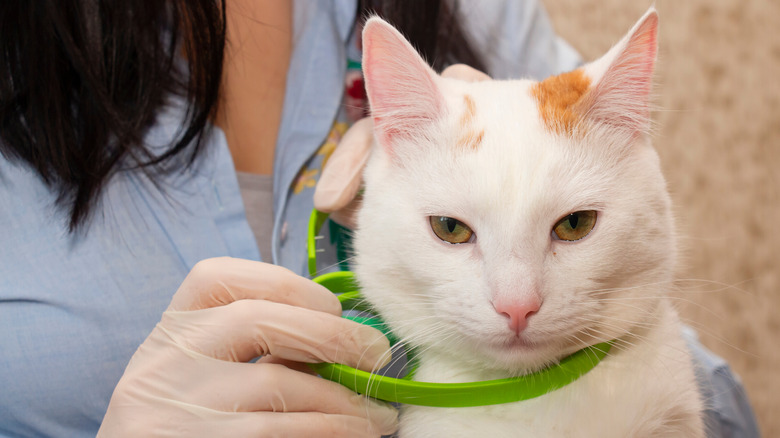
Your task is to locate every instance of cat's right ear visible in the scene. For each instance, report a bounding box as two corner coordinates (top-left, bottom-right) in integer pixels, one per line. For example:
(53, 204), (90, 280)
(362, 17), (445, 155)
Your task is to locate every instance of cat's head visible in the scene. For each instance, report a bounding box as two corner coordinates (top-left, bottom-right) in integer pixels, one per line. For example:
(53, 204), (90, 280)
(353, 9), (672, 374)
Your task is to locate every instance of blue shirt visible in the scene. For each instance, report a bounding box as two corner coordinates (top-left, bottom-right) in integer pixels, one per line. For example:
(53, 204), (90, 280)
(0, 1), (759, 436)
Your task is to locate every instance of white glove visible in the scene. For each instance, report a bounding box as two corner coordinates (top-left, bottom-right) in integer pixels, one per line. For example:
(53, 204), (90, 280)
(98, 257), (397, 437)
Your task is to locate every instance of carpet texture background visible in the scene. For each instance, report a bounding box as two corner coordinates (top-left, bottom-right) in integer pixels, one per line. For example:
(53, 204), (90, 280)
(541, 1), (779, 435)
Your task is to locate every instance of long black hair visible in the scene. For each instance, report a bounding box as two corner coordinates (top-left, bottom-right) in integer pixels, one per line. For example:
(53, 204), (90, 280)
(359, 0), (485, 73)
(0, 1), (226, 231)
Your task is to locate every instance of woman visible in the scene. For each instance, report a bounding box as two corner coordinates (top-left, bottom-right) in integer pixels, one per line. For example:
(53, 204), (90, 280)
(0, 1), (758, 436)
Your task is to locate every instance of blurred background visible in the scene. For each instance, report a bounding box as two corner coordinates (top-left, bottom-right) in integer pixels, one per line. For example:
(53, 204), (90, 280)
(541, 0), (779, 435)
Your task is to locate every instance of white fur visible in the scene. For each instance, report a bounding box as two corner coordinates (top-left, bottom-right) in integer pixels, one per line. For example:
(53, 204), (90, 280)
(354, 10), (704, 437)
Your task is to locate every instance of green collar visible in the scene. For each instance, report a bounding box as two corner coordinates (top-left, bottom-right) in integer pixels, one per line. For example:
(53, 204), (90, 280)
(307, 210), (612, 407)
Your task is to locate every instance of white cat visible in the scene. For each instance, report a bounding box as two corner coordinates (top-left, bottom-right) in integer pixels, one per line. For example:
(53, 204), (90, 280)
(352, 8), (705, 438)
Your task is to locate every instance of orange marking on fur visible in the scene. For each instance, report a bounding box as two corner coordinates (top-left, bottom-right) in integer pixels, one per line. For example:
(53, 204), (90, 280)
(531, 69), (591, 134)
(457, 129), (484, 150)
(460, 95), (476, 126)
(457, 95), (483, 150)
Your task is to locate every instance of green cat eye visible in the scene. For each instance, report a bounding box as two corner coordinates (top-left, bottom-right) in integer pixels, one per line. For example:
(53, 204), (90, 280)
(553, 210), (597, 241)
(430, 216), (474, 244)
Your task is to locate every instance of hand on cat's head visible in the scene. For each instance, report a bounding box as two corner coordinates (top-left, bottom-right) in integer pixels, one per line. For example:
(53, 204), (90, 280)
(313, 64), (490, 228)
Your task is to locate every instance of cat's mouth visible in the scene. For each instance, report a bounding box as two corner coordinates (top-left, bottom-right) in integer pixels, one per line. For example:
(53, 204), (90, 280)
(468, 333), (572, 375)
(488, 333), (545, 350)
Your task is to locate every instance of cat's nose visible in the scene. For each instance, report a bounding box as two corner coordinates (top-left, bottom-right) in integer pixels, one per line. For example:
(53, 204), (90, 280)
(493, 298), (542, 335)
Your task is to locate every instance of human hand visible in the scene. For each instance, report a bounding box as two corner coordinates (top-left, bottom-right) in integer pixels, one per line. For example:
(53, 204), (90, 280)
(314, 63), (490, 227)
(98, 257), (397, 437)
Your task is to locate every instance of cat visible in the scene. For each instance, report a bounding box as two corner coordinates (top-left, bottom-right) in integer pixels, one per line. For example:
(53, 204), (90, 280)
(351, 8), (705, 438)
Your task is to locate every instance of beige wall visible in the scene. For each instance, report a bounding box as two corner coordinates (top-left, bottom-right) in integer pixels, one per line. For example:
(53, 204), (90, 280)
(541, 0), (780, 435)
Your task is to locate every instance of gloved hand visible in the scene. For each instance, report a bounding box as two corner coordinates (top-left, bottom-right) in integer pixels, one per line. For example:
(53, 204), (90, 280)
(98, 257), (397, 437)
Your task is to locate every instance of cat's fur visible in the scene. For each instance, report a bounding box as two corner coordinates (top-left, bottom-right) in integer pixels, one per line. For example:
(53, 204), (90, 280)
(352, 9), (705, 438)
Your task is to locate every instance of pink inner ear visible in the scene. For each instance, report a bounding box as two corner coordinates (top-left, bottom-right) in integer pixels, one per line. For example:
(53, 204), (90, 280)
(362, 18), (444, 154)
(579, 11), (658, 134)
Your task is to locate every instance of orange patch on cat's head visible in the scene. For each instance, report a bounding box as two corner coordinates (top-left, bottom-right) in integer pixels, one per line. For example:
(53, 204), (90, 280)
(460, 95), (476, 126)
(531, 69), (591, 135)
(457, 129), (484, 150)
(457, 95), (483, 150)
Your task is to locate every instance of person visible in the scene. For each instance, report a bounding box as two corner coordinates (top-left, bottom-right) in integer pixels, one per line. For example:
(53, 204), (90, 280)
(0, 1), (759, 436)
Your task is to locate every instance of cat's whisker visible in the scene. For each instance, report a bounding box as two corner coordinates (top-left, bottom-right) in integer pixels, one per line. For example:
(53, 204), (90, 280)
(594, 294), (726, 322)
(672, 278), (754, 296)
(586, 277), (754, 299)
(675, 317), (759, 358)
(566, 333), (606, 370)
(306, 254), (360, 278)
(585, 280), (676, 296)
(362, 321), (462, 393)
(574, 318), (652, 350)
(578, 313), (657, 331)
(576, 330), (636, 356)
(578, 321), (703, 365)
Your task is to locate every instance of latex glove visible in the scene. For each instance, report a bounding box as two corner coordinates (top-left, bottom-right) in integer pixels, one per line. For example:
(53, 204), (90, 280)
(314, 63), (490, 227)
(98, 257), (397, 437)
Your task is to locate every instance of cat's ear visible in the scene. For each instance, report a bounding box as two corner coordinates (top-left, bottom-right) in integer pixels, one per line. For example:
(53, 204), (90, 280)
(362, 17), (445, 154)
(578, 8), (658, 134)
(313, 118), (373, 228)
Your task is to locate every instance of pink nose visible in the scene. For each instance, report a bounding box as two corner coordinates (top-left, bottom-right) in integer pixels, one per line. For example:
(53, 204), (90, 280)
(493, 299), (541, 335)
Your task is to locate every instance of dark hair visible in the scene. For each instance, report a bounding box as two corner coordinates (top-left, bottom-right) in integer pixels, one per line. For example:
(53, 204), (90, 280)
(0, 1), (226, 231)
(358, 0), (485, 73)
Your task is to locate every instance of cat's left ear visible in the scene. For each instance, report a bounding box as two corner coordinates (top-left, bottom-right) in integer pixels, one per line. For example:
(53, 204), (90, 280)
(578, 8), (659, 135)
(362, 17), (445, 155)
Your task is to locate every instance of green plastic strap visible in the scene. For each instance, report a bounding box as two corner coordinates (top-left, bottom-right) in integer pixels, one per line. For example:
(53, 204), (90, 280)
(307, 209), (330, 277)
(310, 342), (611, 407)
(312, 272), (399, 346)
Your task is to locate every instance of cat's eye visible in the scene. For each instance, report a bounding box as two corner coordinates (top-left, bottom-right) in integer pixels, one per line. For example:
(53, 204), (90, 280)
(430, 216), (474, 244)
(552, 210), (597, 241)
